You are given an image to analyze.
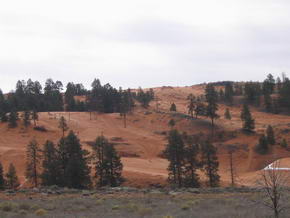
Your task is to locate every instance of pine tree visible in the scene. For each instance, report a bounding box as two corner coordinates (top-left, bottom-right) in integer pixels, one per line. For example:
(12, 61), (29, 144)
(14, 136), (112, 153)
(201, 141), (220, 187)
(23, 110), (31, 128)
(224, 83), (234, 104)
(0, 162), (5, 190)
(57, 137), (69, 187)
(8, 110), (18, 128)
(281, 139), (288, 148)
(92, 135), (107, 187)
(168, 119), (176, 128)
(224, 108), (231, 120)
(92, 135), (124, 187)
(25, 139), (41, 187)
(187, 95), (195, 118)
(205, 84), (219, 132)
(266, 125), (275, 145)
(58, 116), (69, 137)
(41, 140), (61, 186)
(219, 89), (224, 102)
(0, 90), (8, 122)
(103, 143), (124, 187)
(6, 163), (20, 190)
(240, 104), (255, 132)
(0, 111), (8, 122)
(170, 103), (177, 112)
(184, 143), (200, 187)
(63, 131), (91, 189)
(264, 93), (273, 113)
(255, 134), (269, 154)
(163, 129), (186, 187)
(32, 110), (38, 127)
(194, 100), (206, 119)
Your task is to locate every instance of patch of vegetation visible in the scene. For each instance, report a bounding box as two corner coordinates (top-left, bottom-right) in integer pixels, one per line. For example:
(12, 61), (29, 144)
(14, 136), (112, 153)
(33, 125), (47, 132)
(34, 208), (47, 216)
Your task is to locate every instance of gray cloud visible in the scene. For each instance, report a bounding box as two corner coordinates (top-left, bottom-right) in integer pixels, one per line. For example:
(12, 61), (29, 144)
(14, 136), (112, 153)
(1, 1), (290, 92)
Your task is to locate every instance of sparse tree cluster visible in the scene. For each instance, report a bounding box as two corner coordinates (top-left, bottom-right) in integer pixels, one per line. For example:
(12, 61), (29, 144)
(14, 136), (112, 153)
(163, 129), (220, 188)
(22, 131), (124, 189)
(135, 88), (154, 108)
(255, 125), (276, 154)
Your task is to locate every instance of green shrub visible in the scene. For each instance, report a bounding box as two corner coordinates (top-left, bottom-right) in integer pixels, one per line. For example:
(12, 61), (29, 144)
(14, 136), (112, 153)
(0, 201), (18, 212)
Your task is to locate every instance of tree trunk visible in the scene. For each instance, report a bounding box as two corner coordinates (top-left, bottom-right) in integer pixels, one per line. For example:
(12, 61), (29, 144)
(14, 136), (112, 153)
(123, 114), (127, 128)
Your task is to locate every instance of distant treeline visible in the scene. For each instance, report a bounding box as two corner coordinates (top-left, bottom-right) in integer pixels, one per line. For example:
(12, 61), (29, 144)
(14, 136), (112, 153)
(0, 78), (154, 118)
(210, 74), (290, 113)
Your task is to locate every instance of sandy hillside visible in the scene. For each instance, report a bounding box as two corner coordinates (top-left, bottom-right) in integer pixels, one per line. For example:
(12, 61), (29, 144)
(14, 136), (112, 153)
(1, 84), (290, 187)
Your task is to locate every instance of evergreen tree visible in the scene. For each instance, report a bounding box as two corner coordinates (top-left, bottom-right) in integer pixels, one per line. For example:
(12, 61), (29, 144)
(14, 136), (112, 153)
(103, 143), (124, 187)
(276, 77), (282, 92)
(92, 135), (124, 187)
(0, 111), (8, 122)
(224, 83), (234, 104)
(136, 88), (154, 108)
(8, 110), (18, 128)
(219, 89), (225, 102)
(56, 137), (68, 187)
(163, 129), (186, 187)
(240, 104), (255, 132)
(25, 139), (41, 187)
(168, 119), (176, 128)
(264, 93), (273, 113)
(255, 134), (269, 154)
(63, 131), (91, 189)
(44, 79), (63, 111)
(170, 103), (177, 112)
(41, 140), (61, 186)
(184, 143), (200, 187)
(32, 110), (38, 127)
(194, 100), (206, 119)
(0, 162), (5, 190)
(6, 163), (20, 189)
(23, 110), (31, 128)
(58, 116), (69, 137)
(187, 94), (195, 118)
(0, 90), (8, 122)
(224, 108), (231, 120)
(281, 139), (288, 148)
(92, 135), (107, 187)
(119, 90), (132, 128)
(205, 84), (219, 132)
(201, 141), (220, 187)
(263, 74), (275, 95)
(266, 125), (275, 145)
(244, 82), (262, 105)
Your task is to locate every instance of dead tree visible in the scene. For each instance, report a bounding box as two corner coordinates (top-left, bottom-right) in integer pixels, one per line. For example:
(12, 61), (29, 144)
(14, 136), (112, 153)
(258, 160), (289, 218)
(227, 145), (238, 187)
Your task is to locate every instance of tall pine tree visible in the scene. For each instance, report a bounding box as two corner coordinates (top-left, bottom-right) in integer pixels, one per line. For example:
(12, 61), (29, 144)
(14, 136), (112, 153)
(240, 104), (255, 132)
(41, 140), (61, 186)
(58, 116), (69, 137)
(63, 131), (91, 189)
(266, 125), (275, 145)
(25, 139), (41, 187)
(205, 84), (219, 133)
(6, 163), (20, 190)
(163, 129), (186, 188)
(0, 162), (5, 190)
(201, 141), (220, 187)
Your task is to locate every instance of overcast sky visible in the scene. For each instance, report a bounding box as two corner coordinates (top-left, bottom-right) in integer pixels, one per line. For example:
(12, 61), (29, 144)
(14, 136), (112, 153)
(0, 0), (290, 92)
